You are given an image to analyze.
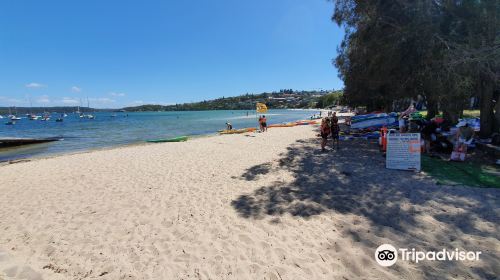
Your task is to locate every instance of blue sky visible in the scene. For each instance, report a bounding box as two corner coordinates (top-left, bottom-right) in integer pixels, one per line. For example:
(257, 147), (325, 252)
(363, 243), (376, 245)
(0, 0), (344, 108)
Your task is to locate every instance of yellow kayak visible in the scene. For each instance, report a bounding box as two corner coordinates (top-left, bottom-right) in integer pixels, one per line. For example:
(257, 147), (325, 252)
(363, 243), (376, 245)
(219, 128), (256, 134)
(268, 123), (296, 128)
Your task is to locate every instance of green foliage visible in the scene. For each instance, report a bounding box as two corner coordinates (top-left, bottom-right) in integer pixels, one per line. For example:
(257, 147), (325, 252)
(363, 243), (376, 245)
(316, 90), (344, 108)
(332, 0), (499, 134)
(123, 90), (332, 112)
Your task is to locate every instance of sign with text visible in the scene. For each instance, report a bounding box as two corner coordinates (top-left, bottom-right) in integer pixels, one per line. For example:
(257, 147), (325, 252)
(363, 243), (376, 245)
(386, 133), (421, 171)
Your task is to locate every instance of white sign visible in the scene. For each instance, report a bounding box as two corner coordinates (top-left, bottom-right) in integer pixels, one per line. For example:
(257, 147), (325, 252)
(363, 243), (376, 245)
(386, 133), (421, 171)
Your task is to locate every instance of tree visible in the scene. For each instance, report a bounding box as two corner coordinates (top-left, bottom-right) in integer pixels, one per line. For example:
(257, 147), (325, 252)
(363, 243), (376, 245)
(332, 0), (499, 135)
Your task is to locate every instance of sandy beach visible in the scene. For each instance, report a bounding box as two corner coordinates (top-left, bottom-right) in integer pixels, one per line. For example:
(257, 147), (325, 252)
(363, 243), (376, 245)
(0, 125), (499, 280)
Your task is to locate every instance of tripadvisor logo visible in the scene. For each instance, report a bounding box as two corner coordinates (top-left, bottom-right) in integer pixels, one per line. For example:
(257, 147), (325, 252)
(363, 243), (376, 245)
(375, 244), (398, 267)
(375, 244), (482, 267)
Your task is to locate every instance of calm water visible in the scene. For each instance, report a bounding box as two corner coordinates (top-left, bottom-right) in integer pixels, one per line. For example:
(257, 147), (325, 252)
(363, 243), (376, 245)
(0, 109), (318, 161)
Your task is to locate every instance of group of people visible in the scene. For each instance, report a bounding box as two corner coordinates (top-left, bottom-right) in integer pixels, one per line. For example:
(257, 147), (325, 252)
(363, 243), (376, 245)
(224, 115), (267, 132)
(418, 118), (475, 155)
(319, 112), (341, 152)
(398, 103), (475, 157)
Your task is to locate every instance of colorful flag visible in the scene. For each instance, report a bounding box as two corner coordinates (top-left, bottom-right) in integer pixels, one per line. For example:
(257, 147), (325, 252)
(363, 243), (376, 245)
(256, 103), (268, 113)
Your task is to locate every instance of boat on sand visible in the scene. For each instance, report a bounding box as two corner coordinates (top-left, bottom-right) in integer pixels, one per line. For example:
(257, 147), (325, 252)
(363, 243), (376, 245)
(146, 136), (189, 143)
(219, 128), (256, 134)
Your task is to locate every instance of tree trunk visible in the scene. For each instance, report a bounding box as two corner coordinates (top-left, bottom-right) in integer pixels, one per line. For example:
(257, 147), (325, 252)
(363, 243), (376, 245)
(425, 95), (439, 120)
(443, 110), (460, 124)
(479, 77), (495, 138)
(493, 91), (500, 134)
(442, 95), (463, 125)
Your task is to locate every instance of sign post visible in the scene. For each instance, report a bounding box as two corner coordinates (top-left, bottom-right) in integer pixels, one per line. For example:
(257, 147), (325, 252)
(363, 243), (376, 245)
(386, 133), (421, 171)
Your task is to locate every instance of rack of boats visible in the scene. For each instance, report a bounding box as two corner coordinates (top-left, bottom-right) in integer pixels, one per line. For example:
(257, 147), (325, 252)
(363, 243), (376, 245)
(350, 112), (399, 129)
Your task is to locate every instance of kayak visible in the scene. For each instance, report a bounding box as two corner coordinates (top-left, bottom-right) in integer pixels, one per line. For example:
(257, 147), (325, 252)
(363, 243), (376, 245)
(268, 123), (295, 128)
(351, 112), (398, 122)
(350, 116), (397, 129)
(146, 136), (188, 143)
(295, 120), (316, 125)
(219, 128), (256, 134)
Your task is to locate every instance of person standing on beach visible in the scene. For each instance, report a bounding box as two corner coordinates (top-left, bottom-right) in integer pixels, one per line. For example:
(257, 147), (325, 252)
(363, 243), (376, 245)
(320, 118), (331, 152)
(331, 111), (338, 124)
(261, 115), (267, 132)
(330, 117), (340, 149)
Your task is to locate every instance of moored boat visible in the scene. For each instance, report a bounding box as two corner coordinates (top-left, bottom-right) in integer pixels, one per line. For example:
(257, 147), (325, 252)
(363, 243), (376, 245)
(146, 136), (189, 143)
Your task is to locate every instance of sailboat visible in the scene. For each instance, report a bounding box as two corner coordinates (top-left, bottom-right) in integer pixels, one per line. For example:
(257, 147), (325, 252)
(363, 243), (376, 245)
(76, 99), (84, 118)
(40, 105), (50, 121)
(8, 107), (21, 120)
(5, 108), (15, 124)
(28, 98), (40, 120)
(85, 97), (95, 119)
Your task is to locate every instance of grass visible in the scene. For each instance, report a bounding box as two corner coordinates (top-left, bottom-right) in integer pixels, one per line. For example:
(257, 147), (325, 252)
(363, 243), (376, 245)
(422, 155), (500, 188)
(462, 110), (480, 118)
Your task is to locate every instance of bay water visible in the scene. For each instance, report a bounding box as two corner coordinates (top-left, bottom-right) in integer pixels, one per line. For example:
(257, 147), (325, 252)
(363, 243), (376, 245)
(0, 109), (319, 161)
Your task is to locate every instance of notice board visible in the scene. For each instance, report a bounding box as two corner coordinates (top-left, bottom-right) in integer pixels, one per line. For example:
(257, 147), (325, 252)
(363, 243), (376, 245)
(386, 133), (421, 171)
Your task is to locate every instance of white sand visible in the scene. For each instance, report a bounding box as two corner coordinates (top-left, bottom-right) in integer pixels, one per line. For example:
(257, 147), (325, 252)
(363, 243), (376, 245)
(0, 125), (498, 279)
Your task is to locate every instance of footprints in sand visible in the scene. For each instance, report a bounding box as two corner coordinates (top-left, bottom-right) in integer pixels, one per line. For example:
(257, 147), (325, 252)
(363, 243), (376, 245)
(238, 234), (254, 246)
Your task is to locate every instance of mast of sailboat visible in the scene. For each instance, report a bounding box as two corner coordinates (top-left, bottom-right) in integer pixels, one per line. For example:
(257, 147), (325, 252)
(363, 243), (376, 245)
(29, 97), (33, 115)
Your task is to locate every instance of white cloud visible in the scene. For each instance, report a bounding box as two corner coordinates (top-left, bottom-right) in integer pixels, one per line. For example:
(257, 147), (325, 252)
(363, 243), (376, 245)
(26, 82), (46, 88)
(0, 96), (23, 104)
(89, 97), (115, 104)
(126, 100), (173, 106)
(36, 95), (50, 104)
(71, 86), (82, 93)
(61, 97), (79, 105)
(110, 92), (126, 97)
